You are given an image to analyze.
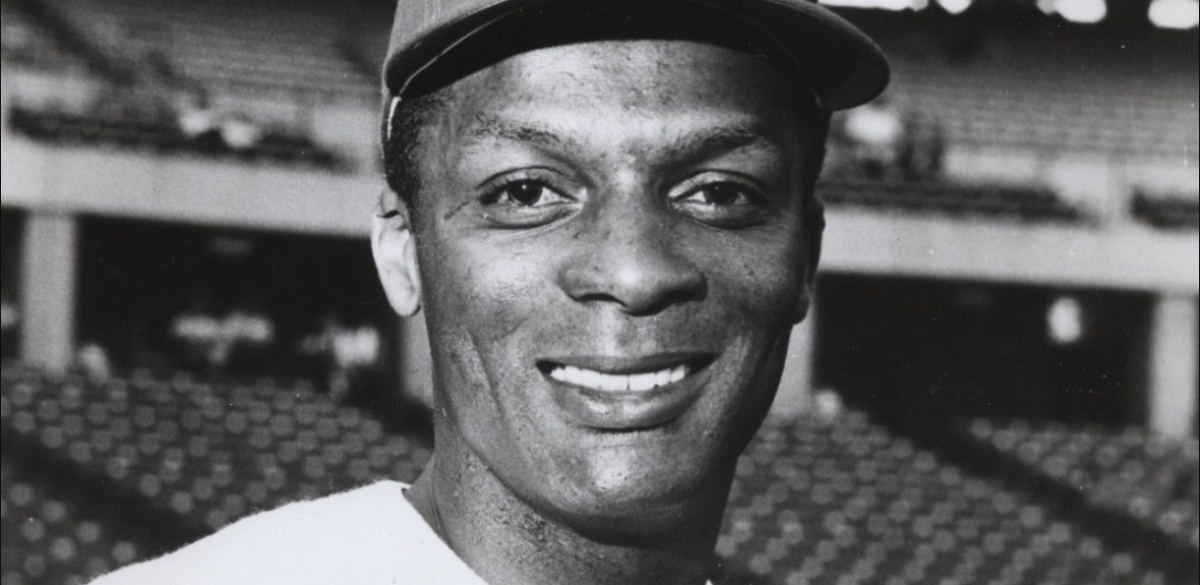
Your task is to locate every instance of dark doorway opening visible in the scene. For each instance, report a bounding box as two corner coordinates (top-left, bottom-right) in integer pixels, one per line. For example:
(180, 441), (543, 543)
(2, 209), (25, 361)
(75, 217), (408, 422)
(814, 275), (1153, 432)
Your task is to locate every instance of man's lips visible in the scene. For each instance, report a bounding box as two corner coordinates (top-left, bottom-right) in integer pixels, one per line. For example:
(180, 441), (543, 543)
(536, 353), (715, 391)
(548, 364), (688, 393)
(536, 353), (716, 430)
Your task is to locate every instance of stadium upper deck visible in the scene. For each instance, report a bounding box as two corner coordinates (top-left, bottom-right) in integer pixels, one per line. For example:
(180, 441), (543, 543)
(4, 0), (1197, 232)
(1, 0), (83, 72)
(47, 0), (379, 98)
(863, 10), (1199, 159)
(5, 0), (1195, 160)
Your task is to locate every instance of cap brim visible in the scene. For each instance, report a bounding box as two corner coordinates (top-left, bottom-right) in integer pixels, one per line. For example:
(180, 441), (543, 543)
(384, 0), (889, 112)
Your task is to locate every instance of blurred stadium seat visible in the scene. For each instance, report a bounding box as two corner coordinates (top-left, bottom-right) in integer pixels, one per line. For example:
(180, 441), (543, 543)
(0, 0), (84, 72)
(968, 419), (1200, 554)
(864, 14), (1200, 160)
(1, 457), (143, 585)
(716, 411), (1198, 585)
(7, 104), (341, 167)
(820, 179), (1082, 222)
(0, 368), (431, 534)
(46, 0), (377, 98)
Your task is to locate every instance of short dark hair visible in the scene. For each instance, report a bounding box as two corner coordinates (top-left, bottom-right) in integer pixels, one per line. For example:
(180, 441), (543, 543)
(382, 87), (831, 226)
(382, 92), (447, 213)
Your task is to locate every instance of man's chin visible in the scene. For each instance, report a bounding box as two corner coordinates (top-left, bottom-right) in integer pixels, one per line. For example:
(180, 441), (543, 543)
(532, 466), (733, 545)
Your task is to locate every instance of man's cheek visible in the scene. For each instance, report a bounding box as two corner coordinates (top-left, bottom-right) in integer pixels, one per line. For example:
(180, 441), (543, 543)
(708, 276), (800, 333)
(705, 239), (805, 305)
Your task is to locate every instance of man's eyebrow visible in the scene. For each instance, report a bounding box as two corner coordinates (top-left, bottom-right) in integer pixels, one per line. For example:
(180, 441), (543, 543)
(468, 115), (575, 150)
(667, 125), (785, 162)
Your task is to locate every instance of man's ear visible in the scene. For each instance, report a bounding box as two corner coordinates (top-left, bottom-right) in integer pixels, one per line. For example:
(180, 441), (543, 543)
(372, 192), (422, 318)
(793, 208), (826, 324)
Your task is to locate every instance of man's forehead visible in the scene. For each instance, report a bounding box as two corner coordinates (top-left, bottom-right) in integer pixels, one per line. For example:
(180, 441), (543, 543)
(427, 43), (809, 159)
(468, 42), (800, 116)
(457, 40), (806, 108)
(387, 39), (815, 143)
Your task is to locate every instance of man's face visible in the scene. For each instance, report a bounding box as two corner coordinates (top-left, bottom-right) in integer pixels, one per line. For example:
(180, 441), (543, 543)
(397, 39), (820, 537)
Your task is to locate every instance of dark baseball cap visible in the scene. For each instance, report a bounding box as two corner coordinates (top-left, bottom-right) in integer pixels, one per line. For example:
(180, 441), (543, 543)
(382, 0), (890, 112)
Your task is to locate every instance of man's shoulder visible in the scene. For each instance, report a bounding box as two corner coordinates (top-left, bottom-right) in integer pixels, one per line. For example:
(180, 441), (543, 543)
(89, 481), (428, 585)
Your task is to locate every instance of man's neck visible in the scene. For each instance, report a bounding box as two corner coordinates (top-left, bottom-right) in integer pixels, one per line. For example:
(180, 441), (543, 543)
(406, 422), (726, 585)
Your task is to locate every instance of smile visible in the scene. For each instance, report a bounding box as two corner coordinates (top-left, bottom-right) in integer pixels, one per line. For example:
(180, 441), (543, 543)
(537, 354), (716, 431)
(547, 364), (690, 392)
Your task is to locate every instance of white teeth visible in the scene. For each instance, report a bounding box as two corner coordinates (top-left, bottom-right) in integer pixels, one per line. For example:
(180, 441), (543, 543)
(602, 374), (626, 392)
(652, 372), (671, 389)
(549, 365), (692, 392)
(582, 369), (603, 390)
(630, 373), (656, 392)
(671, 367), (687, 384)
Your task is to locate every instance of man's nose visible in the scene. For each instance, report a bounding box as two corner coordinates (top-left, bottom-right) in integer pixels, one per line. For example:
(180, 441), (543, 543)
(556, 204), (708, 316)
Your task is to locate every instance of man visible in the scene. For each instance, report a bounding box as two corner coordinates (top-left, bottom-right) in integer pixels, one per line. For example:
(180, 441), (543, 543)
(301, 311), (383, 402)
(170, 292), (224, 374)
(223, 299), (277, 378)
(93, 1), (888, 583)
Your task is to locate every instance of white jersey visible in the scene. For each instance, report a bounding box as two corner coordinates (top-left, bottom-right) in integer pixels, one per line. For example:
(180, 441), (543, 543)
(91, 481), (718, 585)
(90, 482), (488, 585)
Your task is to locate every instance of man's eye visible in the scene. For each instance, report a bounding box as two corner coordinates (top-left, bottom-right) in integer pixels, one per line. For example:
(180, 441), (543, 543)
(681, 183), (756, 207)
(483, 180), (570, 208)
(475, 177), (578, 229)
(671, 180), (773, 228)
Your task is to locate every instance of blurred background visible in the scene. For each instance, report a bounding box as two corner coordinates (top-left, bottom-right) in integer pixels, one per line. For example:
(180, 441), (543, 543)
(1, 0), (1197, 583)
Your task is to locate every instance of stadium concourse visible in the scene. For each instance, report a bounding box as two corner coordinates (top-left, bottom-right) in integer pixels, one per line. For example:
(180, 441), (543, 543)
(2, 0), (1198, 583)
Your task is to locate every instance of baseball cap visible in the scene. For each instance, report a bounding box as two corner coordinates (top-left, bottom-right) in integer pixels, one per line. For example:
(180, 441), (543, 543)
(382, 0), (890, 112)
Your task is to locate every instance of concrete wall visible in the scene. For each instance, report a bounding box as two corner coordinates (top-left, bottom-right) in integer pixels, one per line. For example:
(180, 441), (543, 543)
(3, 139), (379, 237)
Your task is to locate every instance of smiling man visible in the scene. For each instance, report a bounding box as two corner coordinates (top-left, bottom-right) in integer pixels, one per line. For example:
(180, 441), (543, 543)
(92, 1), (888, 584)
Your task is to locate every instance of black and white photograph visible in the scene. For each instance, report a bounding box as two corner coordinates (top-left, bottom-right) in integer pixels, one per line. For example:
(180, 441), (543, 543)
(1, 0), (1197, 583)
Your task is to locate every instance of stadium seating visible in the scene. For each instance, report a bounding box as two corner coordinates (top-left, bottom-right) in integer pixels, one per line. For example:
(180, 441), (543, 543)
(7, 105), (341, 168)
(887, 64), (1198, 159)
(11, 0), (1198, 164)
(1, 459), (143, 585)
(718, 411), (1196, 585)
(4, 365), (1197, 585)
(0, 0), (82, 71)
(45, 0), (377, 99)
(861, 16), (1200, 160)
(820, 179), (1081, 223)
(0, 368), (430, 542)
(966, 419), (1200, 556)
